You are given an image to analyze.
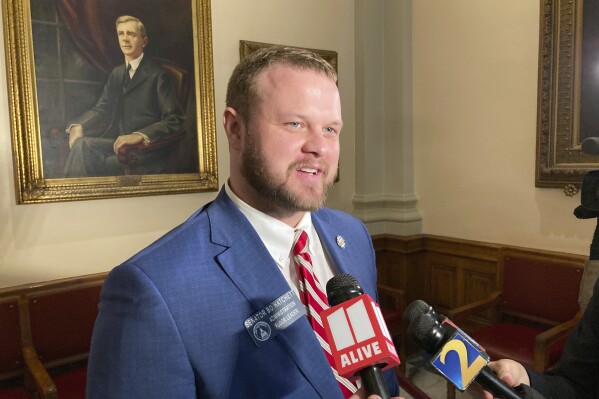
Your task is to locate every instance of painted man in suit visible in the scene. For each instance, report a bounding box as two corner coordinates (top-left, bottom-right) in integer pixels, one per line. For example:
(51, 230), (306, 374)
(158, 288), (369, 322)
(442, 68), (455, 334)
(63, 15), (184, 177)
(86, 46), (401, 399)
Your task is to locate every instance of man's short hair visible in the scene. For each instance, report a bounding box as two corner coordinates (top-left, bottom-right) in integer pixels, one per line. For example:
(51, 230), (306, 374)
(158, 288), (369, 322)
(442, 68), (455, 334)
(115, 15), (147, 38)
(226, 46), (337, 124)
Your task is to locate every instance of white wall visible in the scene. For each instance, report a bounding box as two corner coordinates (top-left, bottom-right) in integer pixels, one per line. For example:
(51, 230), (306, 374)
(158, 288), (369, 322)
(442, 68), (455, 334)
(1, 0), (593, 289)
(0, 0), (357, 288)
(412, 0), (594, 255)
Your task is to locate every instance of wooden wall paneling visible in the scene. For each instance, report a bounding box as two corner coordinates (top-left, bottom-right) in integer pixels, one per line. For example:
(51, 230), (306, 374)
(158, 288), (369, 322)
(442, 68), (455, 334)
(429, 252), (459, 311)
(372, 234), (585, 317)
(463, 266), (499, 326)
(461, 257), (498, 302)
(426, 236), (499, 260)
(427, 237), (500, 313)
(406, 250), (429, 307)
(373, 235), (427, 306)
(371, 234), (587, 357)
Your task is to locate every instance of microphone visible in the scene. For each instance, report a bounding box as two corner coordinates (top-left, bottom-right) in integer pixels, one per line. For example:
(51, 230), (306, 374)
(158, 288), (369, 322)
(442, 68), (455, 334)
(406, 304), (522, 399)
(403, 299), (445, 328)
(321, 274), (400, 399)
(581, 137), (599, 155)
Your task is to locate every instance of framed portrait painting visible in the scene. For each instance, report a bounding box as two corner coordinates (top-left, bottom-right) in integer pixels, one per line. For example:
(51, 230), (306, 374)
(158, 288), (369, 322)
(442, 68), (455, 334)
(239, 40), (338, 73)
(4, 0), (218, 203)
(536, 0), (599, 189)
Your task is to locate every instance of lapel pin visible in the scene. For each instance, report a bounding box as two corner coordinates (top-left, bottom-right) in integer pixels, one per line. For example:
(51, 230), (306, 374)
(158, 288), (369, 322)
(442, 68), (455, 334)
(336, 235), (346, 249)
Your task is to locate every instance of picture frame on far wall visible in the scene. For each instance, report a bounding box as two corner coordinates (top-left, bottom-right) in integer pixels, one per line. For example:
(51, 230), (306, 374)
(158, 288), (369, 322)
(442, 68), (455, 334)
(239, 40), (340, 182)
(536, 0), (599, 190)
(4, 0), (218, 204)
(239, 40), (338, 73)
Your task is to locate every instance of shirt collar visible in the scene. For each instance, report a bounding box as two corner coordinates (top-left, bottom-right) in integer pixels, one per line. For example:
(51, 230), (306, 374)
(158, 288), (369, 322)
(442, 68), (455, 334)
(126, 53), (144, 73)
(224, 182), (313, 264)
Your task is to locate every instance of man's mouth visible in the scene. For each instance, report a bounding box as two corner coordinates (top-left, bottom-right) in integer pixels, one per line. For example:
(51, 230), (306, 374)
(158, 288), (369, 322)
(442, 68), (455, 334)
(298, 167), (318, 175)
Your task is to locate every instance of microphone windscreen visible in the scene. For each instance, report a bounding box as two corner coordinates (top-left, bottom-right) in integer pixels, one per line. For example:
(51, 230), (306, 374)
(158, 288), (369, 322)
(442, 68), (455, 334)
(326, 274), (364, 306)
(408, 313), (438, 346)
(402, 299), (430, 326)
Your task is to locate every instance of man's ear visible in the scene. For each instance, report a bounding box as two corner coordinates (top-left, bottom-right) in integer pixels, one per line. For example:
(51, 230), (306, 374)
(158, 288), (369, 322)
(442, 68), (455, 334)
(223, 107), (245, 151)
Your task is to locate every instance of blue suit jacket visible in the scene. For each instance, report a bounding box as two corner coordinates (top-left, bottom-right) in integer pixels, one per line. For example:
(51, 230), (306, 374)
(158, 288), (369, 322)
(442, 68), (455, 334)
(87, 188), (399, 398)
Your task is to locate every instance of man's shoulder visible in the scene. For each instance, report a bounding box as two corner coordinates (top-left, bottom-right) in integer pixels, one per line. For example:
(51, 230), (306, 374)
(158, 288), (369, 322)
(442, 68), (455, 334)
(123, 191), (237, 266)
(312, 207), (371, 244)
(139, 57), (168, 75)
(108, 58), (162, 77)
(313, 207), (363, 226)
(109, 63), (126, 74)
(125, 203), (213, 264)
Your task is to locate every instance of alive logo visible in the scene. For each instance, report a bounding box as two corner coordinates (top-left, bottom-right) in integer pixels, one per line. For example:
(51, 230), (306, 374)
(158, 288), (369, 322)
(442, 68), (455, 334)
(321, 294), (400, 379)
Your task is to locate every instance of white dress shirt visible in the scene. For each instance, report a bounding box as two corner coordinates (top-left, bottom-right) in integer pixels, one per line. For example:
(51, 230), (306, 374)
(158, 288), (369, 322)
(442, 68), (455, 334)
(224, 182), (337, 298)
(125, 53), (144, 79)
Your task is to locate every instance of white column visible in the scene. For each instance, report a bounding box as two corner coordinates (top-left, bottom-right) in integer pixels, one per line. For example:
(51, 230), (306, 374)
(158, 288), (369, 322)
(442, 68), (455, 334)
(353, 0), (421, 235)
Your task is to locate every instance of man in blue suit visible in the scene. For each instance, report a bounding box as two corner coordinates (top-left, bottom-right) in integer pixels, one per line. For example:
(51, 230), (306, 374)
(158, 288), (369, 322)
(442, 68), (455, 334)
(87, 46), (401, 399)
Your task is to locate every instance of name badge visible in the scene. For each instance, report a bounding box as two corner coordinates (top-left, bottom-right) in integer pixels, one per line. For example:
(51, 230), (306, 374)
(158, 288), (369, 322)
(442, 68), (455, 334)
(244, 290), (305, 347)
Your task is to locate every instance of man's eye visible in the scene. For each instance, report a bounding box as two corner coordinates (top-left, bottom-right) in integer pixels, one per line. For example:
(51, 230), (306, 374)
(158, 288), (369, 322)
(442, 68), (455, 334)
(287, 122), (301, 128)
(324, 127), (337, 134)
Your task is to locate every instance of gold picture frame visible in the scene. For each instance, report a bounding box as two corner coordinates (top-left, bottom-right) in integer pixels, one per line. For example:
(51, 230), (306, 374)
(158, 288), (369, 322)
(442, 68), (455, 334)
(239, 40), (338, 73)
(536, 0), (599, 188)
(4, 0), (218, 204)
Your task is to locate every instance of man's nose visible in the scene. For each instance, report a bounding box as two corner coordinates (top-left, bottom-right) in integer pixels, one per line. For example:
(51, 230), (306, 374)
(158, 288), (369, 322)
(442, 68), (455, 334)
(302, 128), (328, 157)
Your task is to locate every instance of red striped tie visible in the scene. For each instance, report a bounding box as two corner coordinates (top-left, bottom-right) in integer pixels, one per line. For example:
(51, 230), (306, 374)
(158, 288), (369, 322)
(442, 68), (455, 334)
(292, 229), (357, 398)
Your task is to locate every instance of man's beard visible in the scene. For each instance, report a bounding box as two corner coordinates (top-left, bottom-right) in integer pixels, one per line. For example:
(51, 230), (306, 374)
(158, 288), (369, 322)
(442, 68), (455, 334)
(240, 133), (335, 212)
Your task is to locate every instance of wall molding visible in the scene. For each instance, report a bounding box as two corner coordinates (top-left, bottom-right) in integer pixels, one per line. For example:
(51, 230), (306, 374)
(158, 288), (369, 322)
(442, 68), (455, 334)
(353, 193), (422, 235)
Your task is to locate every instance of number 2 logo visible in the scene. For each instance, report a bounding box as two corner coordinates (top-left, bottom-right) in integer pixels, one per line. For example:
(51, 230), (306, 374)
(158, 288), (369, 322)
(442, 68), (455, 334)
(438, 337), (487, 388)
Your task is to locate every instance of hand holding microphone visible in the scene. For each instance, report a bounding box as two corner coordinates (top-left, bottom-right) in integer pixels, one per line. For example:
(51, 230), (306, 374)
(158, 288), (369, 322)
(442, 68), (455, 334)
(483, 360), (532, 399)
(404, 300), (522, 399)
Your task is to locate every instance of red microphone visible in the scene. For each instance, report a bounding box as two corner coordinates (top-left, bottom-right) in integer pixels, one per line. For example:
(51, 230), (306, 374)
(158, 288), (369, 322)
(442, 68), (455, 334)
(322, 274), (400, 399)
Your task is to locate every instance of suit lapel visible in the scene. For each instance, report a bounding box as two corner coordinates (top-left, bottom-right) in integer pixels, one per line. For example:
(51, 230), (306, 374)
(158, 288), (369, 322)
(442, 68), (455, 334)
(314, 211), (379, 300)
(207, 190), (344, 398)
(124, 58), (149, 94)
(208, 190), (290, 309)
(313, 211), (353, 276)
